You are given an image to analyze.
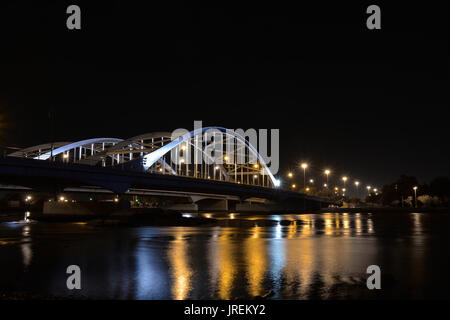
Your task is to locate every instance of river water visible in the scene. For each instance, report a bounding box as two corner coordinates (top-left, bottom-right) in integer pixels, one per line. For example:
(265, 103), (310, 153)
(1, 212), (449, 299)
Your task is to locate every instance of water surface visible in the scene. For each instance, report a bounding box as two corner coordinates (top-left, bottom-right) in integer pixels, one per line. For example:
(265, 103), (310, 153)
(1, 212), (449, 299)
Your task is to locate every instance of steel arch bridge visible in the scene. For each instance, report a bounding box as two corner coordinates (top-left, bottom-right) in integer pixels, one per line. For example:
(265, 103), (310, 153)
(8, 127), (280, 189)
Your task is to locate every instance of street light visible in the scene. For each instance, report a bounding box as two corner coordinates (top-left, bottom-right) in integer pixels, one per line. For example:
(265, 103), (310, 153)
(342, 176), (348, 187)
(301, 163), (308, 190)
(367, 185), (371, 195)
(354, 181), (360, 198)
(309, 179), (314, 184)
(324, 169), (330, 186)
(214, 165), (219, 179)
(288, 172), (293, 178)
(413, 186), (418, 208)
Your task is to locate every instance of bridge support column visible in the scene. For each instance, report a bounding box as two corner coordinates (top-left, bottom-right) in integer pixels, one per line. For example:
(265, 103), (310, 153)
(161, 203), (199, 211)
(196, 199), (230, 212)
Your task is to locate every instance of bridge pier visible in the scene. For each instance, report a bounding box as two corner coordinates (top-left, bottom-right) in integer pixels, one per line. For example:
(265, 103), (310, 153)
(161, 203), (199, 211)
(196, 199), (229, 212)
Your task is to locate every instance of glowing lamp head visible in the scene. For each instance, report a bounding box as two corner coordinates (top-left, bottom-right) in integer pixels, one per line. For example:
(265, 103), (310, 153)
(324, 169), (330, 175)
(342, 176), (348, 182)
(301, 163), (308, 169)
(413, 186), (418, 191)
(288, 172), (293, 178)
(355, 181), (360, 186)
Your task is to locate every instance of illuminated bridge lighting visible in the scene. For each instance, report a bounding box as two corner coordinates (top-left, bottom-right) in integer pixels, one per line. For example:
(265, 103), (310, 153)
(8, 127), (279, 189)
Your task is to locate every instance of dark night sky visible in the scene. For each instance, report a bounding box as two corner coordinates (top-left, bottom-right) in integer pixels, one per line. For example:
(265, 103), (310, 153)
(0, 1), (448, 189)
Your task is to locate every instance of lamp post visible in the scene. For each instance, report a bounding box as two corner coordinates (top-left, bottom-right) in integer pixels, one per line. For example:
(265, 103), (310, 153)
(413, 186), (418, 208)
(324, 169), (330, 187)
(354, 180), (360, 198)
(301, 163), (308, 190)
(342, 176), (348, 188)
(367, 185), (371, 196)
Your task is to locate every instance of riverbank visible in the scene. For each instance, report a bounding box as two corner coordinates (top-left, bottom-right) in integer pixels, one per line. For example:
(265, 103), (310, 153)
(0, 212), (24, 222)
(320, 207), (450, 214)
(2, 207), (449, 225)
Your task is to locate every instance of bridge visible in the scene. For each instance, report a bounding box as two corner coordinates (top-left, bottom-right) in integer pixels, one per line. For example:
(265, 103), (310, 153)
(0, 127), (331, 214)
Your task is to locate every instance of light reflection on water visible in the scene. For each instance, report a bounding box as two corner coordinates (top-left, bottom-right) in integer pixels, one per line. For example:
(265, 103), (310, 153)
(21, 225), (32, 268)
(1, 212), (449, 299)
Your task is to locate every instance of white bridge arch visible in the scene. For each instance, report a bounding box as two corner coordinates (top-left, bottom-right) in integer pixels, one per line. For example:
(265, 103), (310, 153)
(8, 127), (279, 188)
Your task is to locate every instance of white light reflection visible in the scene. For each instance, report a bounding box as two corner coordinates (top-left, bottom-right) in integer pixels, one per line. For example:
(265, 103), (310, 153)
(275, 222), (282, 239)
(135, 230), (167, 299)
(21, 225), (32, 268)
(269, 222), (285, 297)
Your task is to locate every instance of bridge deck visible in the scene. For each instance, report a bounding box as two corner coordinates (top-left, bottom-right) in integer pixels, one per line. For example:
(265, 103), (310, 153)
(0, 157), (330, 205)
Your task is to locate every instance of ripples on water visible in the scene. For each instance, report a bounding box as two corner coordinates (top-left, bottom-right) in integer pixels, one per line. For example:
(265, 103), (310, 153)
(1, 212), (449, 299)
